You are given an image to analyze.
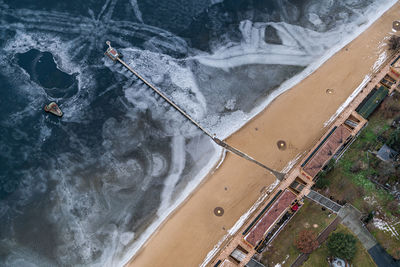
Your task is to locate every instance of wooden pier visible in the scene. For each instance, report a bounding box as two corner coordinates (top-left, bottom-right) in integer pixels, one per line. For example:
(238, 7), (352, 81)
(104, 41), (284, 180)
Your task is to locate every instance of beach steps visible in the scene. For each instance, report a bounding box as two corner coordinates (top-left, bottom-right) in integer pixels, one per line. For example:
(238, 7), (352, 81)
(306, 190), (342, 213)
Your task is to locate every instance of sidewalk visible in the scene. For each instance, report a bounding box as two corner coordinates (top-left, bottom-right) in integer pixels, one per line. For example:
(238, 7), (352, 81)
(338, 204), (376, 250)
(339, 204), (400, 267)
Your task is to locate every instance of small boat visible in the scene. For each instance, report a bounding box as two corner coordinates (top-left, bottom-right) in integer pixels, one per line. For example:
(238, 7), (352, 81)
(105, 41), (122, 61)
(44, 102), (63, 117)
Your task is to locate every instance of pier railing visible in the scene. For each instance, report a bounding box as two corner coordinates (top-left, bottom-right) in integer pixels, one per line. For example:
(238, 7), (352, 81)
(105, 41), (285, 180)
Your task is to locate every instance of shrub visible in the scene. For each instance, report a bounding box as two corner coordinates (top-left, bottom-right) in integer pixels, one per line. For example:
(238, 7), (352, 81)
(325, 159), (336, 173)
(388, 35), (400, 51)
(294, 230), (319, 253)
(315, 174), (330, 189)
(327, 232), (357, 260)
(381, 97), (400, 119)
(363, 211), (374, 224)
(387, 129), (400, 151)
(350, 161), (362, 173)
(388, 200), (400, 216)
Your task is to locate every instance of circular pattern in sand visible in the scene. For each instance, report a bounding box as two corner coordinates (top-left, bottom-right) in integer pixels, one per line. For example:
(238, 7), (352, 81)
(326, 88), (334, 94)
(214, 207), (224, 217)
(393, 20), (400, 31)
(277, 140), (287, 150)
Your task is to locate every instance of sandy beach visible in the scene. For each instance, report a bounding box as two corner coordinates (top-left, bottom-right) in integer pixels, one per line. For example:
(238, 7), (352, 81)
(126, 2), (400, 267)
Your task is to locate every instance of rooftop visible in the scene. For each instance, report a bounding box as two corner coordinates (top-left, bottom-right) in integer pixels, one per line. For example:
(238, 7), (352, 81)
(377, 144), (398, 162)
(303, 125), (352, 178)
(356, 86), (389, 119)
(244, 190), (296, 247)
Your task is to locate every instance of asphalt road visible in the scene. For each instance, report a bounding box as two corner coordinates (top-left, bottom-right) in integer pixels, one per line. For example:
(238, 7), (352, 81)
(368, 244), (400, 267)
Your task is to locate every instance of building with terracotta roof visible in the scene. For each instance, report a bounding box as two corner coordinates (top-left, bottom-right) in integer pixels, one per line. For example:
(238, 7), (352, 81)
(210, 47), (400, 267)
(302, 125), (353, 179)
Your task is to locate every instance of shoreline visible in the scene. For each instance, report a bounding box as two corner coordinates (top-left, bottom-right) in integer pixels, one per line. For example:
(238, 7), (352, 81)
(123, 1), (400, 266)
(219, 0), (398, 141)
(118, 141), (223, 265)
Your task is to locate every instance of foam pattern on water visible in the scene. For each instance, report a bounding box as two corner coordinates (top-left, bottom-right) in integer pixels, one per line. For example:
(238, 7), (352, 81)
(0, 0), (397, 266)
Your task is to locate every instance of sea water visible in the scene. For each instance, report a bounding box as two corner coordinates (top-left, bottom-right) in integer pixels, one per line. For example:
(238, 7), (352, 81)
(0, 0), (396, 266)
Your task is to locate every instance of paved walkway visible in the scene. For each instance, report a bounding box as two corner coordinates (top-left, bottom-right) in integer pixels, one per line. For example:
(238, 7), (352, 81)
(292, 200), (399, 267)
(338, 204), (400, 267)
(306, 190), (342, 213)
(338, 204), (376, 250)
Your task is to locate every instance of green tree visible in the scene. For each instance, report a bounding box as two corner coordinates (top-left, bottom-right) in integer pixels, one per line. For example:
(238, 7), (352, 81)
(315, 175), (330, 189)
(388, 128), (400, 151)
(327, 232), (357, 260)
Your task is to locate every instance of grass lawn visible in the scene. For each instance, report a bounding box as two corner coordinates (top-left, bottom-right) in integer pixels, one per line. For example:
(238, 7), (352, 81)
(314, 100), (400, 259)
(368, 224), (400, 259)
(303, 224), (376, 267)
(260, 199), (335, 266)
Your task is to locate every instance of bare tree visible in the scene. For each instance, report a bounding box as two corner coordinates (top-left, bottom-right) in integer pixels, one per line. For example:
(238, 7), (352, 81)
(294, 230), (319, 253)
(388, 35), (400, 51)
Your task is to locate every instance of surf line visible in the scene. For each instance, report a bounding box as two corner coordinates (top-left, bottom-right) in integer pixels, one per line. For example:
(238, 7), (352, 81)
(104, 41), (285, 181)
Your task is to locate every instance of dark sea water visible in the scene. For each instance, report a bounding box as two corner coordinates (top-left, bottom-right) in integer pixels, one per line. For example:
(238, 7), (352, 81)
(0, 0), (396, 266)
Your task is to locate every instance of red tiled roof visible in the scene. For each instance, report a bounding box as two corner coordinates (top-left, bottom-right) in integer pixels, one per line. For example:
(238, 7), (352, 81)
(244, 190), (296, 247)
(303, 125), (351, 178)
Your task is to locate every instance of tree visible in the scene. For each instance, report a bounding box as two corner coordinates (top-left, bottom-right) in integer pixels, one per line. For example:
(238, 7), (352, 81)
(327, 232), (357, 260)
(387, 128), (400, 151)
(294, 230), (319, 253)
(315, 174), (330, 189)
(388, 35), (400, 51)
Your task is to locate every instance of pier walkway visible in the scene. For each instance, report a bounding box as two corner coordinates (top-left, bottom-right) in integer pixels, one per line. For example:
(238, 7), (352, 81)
(105, 41), (285, 180)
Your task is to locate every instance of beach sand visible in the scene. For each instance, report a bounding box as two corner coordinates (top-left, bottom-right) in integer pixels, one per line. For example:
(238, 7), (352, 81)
(126, 2), (400, 267)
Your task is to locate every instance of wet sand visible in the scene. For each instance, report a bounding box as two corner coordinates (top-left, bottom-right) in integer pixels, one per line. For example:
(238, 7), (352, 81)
(126, 2), (400, 267)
